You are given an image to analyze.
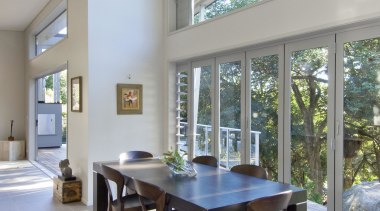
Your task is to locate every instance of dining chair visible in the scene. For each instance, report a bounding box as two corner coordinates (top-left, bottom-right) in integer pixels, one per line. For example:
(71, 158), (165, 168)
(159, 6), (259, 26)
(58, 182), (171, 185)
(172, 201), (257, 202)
(230, 164), (269, 179)
(119, 151), (153, 195)
(119, 151), (153, 161)
(133, 178), (167, 211)
(100, 164), (155, 211)
(246, 190), (292, 211)
(192, 155), (218, 167)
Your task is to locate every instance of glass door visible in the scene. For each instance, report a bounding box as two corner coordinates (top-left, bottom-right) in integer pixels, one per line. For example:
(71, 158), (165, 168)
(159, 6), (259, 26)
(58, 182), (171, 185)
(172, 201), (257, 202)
(336, 25), (380, 211)
(216, 53), (245, 168)
(285, 35), (335, 209)
(191, 59), (215, 158)
(246, 46), (284, 181)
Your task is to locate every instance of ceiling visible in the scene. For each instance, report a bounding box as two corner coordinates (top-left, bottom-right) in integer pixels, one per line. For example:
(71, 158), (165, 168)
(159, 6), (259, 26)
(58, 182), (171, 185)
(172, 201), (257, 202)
(0, 0), (50, 31)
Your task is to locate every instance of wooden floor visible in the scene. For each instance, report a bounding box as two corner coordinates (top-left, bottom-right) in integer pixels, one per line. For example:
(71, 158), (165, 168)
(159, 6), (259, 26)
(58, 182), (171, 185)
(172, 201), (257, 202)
(37, 144), (66, 176)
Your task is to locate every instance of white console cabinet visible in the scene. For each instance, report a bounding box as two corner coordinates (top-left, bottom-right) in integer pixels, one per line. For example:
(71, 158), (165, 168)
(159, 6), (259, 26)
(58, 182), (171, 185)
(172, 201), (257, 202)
(0, 140), (25, 161)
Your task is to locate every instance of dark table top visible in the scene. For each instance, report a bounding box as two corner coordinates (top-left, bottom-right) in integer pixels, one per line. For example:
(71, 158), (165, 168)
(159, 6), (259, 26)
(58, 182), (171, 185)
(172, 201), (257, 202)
(93, 159), (306, 211)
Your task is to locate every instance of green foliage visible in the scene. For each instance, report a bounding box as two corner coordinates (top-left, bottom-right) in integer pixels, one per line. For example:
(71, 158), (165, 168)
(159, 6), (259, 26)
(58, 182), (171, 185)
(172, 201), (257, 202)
(162, 150), (186, 171)
(194, 0), (261, 24)
(60, 70), (67, 104)
(205, 0), (260, 21)
(45, 75), (53, 90)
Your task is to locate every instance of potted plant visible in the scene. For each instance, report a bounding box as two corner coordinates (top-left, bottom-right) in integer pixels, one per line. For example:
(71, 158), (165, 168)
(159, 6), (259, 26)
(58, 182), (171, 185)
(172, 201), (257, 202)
(161, 150), (197, 177)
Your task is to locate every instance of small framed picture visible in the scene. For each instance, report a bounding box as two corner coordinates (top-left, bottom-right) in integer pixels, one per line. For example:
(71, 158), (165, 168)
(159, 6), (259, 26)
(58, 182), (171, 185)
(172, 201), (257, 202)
(117, 84), (143, 114)
(71, 76), (82, 112)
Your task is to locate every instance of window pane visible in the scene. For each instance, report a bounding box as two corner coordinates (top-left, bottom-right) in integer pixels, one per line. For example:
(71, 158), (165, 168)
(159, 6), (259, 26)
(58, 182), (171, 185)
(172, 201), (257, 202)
(290, 47), (329, 205)
(250, 54), (279, 181)
(193, 65), (213, 156)
(342, 37), (380, 209)
(193, 0), (262, 25)
(219, 61), (241, 168)
(36, 11), (67, 56)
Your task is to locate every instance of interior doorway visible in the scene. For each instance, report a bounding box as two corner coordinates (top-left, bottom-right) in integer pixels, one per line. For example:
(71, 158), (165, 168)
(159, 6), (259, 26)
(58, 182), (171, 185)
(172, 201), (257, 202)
(35, 68), (68, 176)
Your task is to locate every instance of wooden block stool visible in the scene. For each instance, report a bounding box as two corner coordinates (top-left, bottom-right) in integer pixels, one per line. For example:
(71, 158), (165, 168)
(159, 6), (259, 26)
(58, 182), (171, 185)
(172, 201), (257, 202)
(53, 177), (82, 203)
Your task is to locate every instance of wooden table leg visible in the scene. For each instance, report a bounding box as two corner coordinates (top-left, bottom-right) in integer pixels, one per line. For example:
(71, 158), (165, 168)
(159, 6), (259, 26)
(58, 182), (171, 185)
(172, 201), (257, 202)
(93, 171), (108, 211)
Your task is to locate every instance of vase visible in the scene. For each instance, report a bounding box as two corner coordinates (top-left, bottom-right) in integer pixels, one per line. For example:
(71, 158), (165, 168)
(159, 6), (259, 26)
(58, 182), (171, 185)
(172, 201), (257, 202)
(166, 161), (197, 177)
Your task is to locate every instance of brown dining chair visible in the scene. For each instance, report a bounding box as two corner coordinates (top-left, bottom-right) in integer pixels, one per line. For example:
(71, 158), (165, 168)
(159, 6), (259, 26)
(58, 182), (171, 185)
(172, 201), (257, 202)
(246, 190), (292, 211)
(133, 179), (167, 211)
(192, 155), (218, 167)
(101, 164), (155, 211)
(230, 164), (269, 179)
(119, 151), (153, 161)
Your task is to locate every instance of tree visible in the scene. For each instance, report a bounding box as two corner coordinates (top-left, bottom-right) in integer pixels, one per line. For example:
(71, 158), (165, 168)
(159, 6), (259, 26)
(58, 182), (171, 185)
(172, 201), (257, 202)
(290, 48), (328, 202)
(342, 38), (380, 189)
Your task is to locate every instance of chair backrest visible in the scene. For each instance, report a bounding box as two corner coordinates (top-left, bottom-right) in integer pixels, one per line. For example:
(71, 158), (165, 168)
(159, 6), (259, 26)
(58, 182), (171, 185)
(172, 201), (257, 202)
(100, 164), (126, 211)
(230, 164), (268, 179)
(246, 190), (292, 211)
(119, 151), (153, 161)
(192, 155), (218, 167)
(133, 179), (166, 211)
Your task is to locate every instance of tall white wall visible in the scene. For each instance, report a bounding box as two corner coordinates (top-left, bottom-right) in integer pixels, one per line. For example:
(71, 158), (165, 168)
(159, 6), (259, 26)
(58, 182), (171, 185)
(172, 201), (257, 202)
(167, 0), (380, 61)
(0, 31), (25, 141)
(67, 0), (89, 204)
(87, 0), (165, 204)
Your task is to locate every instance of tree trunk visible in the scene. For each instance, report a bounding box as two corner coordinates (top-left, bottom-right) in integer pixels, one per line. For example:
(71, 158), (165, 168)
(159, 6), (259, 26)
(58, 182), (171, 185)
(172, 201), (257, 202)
(344, 157), (354, 190)
(292, 79), (325, 196)
(303, 113), (324, 195)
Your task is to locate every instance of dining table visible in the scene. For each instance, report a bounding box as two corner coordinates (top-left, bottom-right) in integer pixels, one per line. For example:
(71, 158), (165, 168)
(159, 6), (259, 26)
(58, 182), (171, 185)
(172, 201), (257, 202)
(93, 158), (307, 211)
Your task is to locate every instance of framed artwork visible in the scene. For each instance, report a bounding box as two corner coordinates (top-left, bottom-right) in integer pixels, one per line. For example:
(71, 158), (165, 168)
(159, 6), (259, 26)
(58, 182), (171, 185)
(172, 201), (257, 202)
(71, 76), (82, 112)
(117, 84), (143, 114)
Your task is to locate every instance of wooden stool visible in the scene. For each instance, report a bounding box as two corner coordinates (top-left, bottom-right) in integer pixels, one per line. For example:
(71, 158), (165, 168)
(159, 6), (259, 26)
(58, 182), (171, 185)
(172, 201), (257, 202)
(53, 177), (82, 203)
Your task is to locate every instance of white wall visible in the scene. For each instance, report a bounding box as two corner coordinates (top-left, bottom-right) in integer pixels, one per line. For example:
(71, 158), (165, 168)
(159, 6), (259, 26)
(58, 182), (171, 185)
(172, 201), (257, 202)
(87, 0), (165, 204)
(66, 0), (89, 204)
(167, 0), (380, 61)
(0, 31), (25, 141)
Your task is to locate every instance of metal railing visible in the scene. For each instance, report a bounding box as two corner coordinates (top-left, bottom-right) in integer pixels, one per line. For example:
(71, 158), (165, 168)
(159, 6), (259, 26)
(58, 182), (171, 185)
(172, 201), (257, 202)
(177, 122), (261, 168)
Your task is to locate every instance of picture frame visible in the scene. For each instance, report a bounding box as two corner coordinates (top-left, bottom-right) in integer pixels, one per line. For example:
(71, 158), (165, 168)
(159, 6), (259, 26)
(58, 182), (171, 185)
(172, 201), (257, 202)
(117, 84), (143, 114)
(71, 76), (82, 112)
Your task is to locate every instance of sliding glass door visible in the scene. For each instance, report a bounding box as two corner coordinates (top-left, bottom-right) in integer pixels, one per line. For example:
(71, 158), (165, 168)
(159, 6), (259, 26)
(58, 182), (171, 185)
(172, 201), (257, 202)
(179, 23), (380, 211)
(192, 60), (214, 157)
(216, 54), (245, 168)
(285, 35), (335, 209)
(246, 46), (283, 181)
(336, 25), (380, 211)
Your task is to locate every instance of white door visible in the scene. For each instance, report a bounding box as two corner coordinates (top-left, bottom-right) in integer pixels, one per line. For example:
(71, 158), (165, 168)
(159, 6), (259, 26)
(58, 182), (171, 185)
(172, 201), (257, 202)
(284, 35), (336, 210)
(336, 25), (380, 211)
(246, 45), (284, 181)
(216, 53), (245, 168)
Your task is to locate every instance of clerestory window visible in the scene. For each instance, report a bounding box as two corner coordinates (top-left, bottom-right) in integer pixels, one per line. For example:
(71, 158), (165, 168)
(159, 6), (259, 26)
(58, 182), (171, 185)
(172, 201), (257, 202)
(35, 10), (67, 56)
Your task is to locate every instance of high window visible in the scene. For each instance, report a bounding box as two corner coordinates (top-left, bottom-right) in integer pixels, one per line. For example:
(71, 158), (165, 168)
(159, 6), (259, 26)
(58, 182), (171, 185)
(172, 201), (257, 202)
(193, 0), (262, 24)
(174, 0), (265, 30)
(35, 10), (67, 56)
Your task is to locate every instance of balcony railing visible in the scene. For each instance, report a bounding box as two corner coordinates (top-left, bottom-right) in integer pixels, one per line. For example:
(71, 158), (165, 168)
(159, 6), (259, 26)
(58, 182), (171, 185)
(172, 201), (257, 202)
(177, 122), (261, 169)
